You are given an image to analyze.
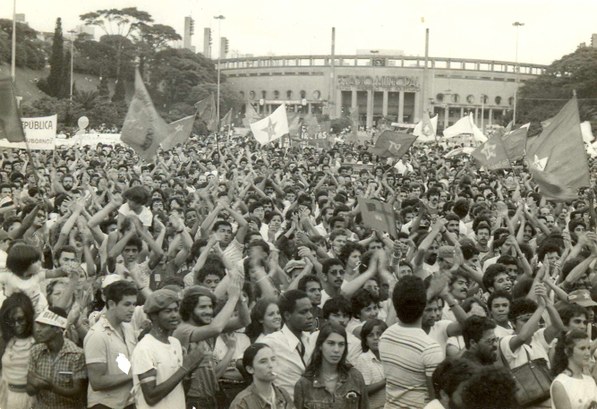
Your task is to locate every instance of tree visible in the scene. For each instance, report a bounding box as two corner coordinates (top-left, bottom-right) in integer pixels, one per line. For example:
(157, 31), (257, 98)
(136, 23), (181, 76)
(0, 19), (45, 70)
(44, 18), (65, 98)
(517, 46), (597, 127)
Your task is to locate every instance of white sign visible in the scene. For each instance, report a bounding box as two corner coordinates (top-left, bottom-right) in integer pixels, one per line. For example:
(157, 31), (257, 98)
(0, 115), (57, 150)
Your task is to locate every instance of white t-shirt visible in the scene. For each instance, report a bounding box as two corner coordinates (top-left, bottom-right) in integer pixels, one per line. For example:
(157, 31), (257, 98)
(118, 203), (153, 227)
(131, 334), (186, 409)
(499, 328), (550, 369)
(0, 271), (48, 315)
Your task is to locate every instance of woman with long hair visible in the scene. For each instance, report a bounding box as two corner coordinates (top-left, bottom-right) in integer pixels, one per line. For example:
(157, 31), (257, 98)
(245, 298), (282, 342)
(294, 322), (368, 409)
(550, 329), (597, 409)
(0, 293), (35, 409)
(229, 343), (294, 409)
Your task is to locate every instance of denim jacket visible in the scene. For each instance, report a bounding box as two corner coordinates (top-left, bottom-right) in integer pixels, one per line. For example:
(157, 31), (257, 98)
(294, 367), (369, 409)
(230, 383), (294, 409)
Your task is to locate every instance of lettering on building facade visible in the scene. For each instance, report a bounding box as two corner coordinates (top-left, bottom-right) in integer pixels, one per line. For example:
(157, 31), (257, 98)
(337, 75), (420, 91)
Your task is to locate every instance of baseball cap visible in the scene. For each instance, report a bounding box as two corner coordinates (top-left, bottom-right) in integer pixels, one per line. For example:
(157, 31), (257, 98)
(102, 274), (124, 289)
(568, 289), (597, 307)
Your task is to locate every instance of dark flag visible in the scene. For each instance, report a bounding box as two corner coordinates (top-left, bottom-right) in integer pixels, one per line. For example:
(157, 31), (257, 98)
(358, 198), (397, 238)
(194, 94), (218, 132)
(369, 130), (417, 159)
(471, 136), (511, 170)
(525, 96), (590, 201)
(0, 78), (26, 142)
(501, 123), (528, 161)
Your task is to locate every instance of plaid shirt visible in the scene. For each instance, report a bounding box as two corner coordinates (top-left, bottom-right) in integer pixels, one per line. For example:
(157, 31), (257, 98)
(28, 338), (87, 409)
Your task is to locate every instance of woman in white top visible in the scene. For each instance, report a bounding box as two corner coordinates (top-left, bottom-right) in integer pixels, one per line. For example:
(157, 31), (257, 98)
(354, 319), (387, 409)
(550, 329), (597, 409)
(244, 298), (282, 343)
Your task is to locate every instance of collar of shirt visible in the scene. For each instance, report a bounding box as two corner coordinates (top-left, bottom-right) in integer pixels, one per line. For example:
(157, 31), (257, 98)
(247, 384), (288, 409)
(37, 337), (80, 359)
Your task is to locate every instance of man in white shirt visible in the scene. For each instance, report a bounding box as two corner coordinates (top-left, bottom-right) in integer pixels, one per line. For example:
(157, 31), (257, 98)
(261, 289), (315, 399)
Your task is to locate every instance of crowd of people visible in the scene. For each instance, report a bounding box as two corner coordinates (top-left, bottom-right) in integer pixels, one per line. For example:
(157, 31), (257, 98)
(0, 129), (595, 409)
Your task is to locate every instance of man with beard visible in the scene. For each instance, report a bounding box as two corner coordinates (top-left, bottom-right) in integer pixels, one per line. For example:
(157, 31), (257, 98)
(84, 280), (138, 409)
(425, 187), (441, 216)
(61, 174), (75, 192)
(132, 289), (205, 409)
(461, 316), (498, 366)
(472, 221), (491, 259)
(173, 276), (249, 409)
(261, 289), (315, 399)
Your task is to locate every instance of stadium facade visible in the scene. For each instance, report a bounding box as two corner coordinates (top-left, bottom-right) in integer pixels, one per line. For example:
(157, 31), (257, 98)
(220, 54), (546, 131)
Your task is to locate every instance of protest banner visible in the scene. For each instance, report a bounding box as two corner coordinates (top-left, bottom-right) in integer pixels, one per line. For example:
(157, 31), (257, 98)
(0, 114), (57, 150)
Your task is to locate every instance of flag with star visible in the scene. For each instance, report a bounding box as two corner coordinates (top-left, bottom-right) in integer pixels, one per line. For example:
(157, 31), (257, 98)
(525, 96), (590, 201)
(120, 69), (169, 161)
(161, 114), (196, 150)
(0, 78), (26, 142)
(471, 136), (511, 170)
(358, 197), (397, 238)
(194, 94), (218, 132)
(250, 104), (289, 145)
(369, 131), (417, 159)
(413, 113), (437, 143)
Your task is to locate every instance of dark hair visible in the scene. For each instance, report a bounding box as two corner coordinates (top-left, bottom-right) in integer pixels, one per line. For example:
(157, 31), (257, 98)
(338, 241), (364, 265)
(461, 296), (488, 315)
(212, 220), (232, 232)
(241, 343), (272, 376)
(557, 302), (588, 327)
(0, 293), (34, 342)
(278, 289), (309, 319)
(55, 245), (78, 262)
(322, 296), (351, 319)
(360, 319), (387, 352)
(482, 263), (508, 292)
(304, 322), (351, 379)
(487, 290), (512, 311)
(552, 329), (588, 376)
(123, 186), (150, 205)
(322, 258), (344, 275)
(298, 275), (321, 293)
(124, 236), (143, 252)
(392, 276), (427, 324)
(462, 315), (496, 349)
(179, 290), (217, 322)
(509, 297), (538, 321)
(6, 243), (41, 277)
(104, 281), (138, 309)
(351, 288), (379, 318)
(245, 298), (279, 342)
(462, 367), (519, 409)
(444, 358), (478, 396)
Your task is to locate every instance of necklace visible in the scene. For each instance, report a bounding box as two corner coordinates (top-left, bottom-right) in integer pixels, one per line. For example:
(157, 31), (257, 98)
(321, 373), (338, 382)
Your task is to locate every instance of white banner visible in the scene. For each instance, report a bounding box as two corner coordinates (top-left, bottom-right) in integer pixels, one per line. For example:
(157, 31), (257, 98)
(0, 115), (57, 150)
(56, 133), (124, 147)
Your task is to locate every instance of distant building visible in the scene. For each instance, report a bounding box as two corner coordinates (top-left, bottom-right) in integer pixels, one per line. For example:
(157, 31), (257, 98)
(203, 27), (212, 58)
(592, 34), (597, 48)
(15, 13), (26, 24)
(183, 16), (195, 51)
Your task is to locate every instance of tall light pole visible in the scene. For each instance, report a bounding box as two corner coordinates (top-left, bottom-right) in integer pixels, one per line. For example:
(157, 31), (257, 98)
(68, 29), (77, 102)
(10, 0), (17, 82)
(512, 21), (524, 125)
(480, 94), (486, 132)
(214, 15), (225, 129)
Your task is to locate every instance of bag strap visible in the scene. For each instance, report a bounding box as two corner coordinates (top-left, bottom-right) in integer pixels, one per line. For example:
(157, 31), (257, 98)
(498, 339), (511, 370)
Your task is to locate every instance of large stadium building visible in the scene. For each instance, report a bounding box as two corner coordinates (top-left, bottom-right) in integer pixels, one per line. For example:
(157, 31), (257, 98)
(220, 54), (546, 131)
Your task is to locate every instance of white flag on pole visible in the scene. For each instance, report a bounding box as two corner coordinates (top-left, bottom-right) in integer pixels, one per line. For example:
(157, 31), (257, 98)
(250, 104), (289, 145)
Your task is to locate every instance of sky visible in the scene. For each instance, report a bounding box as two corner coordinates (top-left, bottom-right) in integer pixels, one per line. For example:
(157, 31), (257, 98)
(2, 0), (596, 65)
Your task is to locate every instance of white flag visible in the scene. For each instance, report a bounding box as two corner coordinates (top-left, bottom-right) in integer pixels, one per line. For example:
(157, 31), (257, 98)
(443, 113), (487, 142)
(250, 104), (289, 145)
(413, 114), (438, 142)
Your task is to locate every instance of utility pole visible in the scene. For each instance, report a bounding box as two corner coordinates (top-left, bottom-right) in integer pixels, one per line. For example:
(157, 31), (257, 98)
(512, 21), (524, 126)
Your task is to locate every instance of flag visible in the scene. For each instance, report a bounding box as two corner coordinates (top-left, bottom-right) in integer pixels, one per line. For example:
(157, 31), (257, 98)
(120, 69), (169, 161)
(369, 131), (417, 158)
(250, 104), (289, 145)
(287, 113), (301, 136)
(194, 94), (217, 132)
(525, 96), (590, 201)
(221, 108), (233, 128)
(0, 78), (25, 142)
(243, 102), (261, 127)
(445, 147), (475, 158)
(413, 113), (437, 142)
(162, 114), (196, 150)
(471, 136), (511, 170)
(443, 114), (488, 142)
(358, 197), (397, 238)
(500, 123), (529, 161)
(581, 121), (594, 144)
(303, 114), (319, 136)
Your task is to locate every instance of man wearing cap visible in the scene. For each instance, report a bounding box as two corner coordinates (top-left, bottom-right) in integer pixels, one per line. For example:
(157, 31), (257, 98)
(131, 288), (205, 409)
(27, 307), (87, 408)
(84, 280), (138, 409)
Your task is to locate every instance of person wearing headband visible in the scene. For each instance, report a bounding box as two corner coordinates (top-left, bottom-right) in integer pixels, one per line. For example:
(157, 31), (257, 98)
(26, 307), (87, 408)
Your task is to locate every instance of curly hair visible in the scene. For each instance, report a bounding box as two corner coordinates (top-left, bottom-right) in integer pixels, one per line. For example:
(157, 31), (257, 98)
(552, 329), (589, 376)
(461, 367), (519, 409)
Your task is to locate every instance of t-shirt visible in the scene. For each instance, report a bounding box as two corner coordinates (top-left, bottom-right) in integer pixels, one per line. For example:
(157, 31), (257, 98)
(380, 324), (444, 409)
(428, 320), (453, 352)
(0, 270), (47, 316)
(131, 334), (185, 409)
(118, 203), (153, 227)
(499, 328), (550, 369)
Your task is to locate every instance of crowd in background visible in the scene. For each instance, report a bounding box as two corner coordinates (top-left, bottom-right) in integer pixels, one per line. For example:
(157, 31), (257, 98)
(0, 131), (595, 409)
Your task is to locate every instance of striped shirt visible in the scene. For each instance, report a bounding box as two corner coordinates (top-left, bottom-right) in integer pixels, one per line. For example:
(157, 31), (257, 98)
(379, 324), (444, 409)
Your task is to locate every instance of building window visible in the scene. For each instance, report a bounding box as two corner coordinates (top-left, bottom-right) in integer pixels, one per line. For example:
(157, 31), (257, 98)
(239, 91), (245, 100)
(313, 90), (321, 100)
(481, 95), (488, 104)
(508, 97), (514, 106)
(300, 90), (307, 99)
(249, 91), (256, 100)
(452, 94), (460, 103)
(273, 90), (280, 99)
(287, 90), (293, 99)
(495, 96), (502, 105)
(466, 95), (475, 104)
(436, 93), (444, 102)
(261, 90), (267, 99)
